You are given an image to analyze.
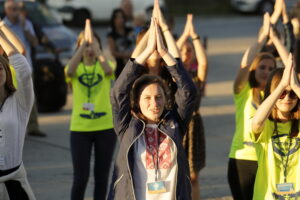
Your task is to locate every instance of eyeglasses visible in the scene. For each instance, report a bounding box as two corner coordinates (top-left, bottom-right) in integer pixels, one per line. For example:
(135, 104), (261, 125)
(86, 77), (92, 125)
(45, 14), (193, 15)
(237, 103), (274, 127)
(279, 90), (298, 99)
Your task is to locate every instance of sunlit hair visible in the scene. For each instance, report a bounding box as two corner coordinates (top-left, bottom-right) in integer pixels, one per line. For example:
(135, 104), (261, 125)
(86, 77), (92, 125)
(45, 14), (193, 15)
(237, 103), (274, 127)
(249, 52), (276, 107)
(130, 74), (171, 122)
(75, 31), (102, 50)
(264, 68), (300, 137)
(0, 55), (16, 96)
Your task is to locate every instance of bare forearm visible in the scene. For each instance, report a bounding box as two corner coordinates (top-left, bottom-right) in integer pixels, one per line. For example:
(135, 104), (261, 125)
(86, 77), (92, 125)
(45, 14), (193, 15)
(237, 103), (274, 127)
(193, 38), (208, 82)
(97, 54), (113, 76)
(176, 34), (189, 50)
(132, 31), (149, 58)
(163, 30), (180, 58)
(271, 35), (289, 66)
(66, 47), (84, 77)
(252, 83), (285, 133)
(234, 44), (261, 94)
(161, 52), (176, 66)
(0, 24), (25, 54)
(0, 33), (18, 56)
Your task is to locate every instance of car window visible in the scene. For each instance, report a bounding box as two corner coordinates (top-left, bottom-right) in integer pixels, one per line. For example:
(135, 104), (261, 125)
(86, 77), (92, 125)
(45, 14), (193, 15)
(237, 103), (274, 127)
(25, 2), (60, 26)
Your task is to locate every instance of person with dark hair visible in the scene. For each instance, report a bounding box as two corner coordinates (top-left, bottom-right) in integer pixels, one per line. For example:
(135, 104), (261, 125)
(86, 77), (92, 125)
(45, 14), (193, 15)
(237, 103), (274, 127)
(107, 8), (134, 78)
(0, 20), (35, 200)
(109, 16), (196, 200)
(227, 13), (278, 200)
(65, 20), (116, 200)
(251, 54), (300, 199)
(176, 13), (208, 200)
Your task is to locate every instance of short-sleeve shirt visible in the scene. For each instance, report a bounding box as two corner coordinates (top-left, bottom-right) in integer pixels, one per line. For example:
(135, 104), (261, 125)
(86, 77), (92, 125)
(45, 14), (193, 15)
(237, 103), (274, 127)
(251, 119), (300, 199)
(229, 82), (258, 160)
(65, 61), (115, 132)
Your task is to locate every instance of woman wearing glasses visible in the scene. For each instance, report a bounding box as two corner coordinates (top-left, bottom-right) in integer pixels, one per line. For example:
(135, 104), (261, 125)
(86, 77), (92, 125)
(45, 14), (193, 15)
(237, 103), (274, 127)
(251, 54), (300, 199)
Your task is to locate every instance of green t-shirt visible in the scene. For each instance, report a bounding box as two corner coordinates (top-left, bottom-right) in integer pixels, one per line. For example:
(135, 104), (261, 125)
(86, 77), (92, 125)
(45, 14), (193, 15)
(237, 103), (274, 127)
(251, 119), (300, 199)
(65, 61), (115, 132)
(229, 82), (257, 160)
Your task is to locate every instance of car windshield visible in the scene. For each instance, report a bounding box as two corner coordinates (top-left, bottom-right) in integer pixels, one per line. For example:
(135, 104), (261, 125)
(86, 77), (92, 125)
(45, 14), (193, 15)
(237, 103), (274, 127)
(25, 2), (60, 26)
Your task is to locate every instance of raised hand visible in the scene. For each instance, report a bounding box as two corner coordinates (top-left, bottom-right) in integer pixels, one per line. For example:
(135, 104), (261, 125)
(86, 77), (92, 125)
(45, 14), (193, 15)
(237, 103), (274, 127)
(145, 18), (157, 54)
(188, 14), (199, 39)
(91, 38), (101, 56)
(289, 54), (300, 89)
(154, 0), (168, 31)
(84, 19), (93, 44)
(135, 18), (157, 64)
(258, 12), (270, 42)
(280, 53), (293, 88)
(281, 0), (289, 24)
(270, 0), (283, 24)
(182, 14), (192, 37)
(154, 18), (167, 57)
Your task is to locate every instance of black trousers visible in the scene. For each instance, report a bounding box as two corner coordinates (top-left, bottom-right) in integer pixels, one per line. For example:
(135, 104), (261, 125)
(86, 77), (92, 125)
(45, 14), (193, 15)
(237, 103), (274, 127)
(227, 158), (258, 200)
(70, 129), (117, 200)
(0, 165), (30, 200)
(4, 180), (30, 200)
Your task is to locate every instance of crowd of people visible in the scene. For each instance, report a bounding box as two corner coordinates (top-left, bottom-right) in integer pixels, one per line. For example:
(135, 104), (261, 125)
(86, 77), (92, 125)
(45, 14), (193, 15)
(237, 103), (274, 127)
(1, 0), (300, 199)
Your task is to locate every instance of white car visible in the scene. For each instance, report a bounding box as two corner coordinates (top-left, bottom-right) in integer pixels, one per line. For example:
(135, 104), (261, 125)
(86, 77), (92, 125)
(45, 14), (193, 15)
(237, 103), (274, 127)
(47, 0), (165, 24)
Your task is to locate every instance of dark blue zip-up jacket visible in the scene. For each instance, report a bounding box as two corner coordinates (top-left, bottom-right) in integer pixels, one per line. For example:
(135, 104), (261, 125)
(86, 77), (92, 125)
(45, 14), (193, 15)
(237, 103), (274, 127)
(109, 58), (197, 200)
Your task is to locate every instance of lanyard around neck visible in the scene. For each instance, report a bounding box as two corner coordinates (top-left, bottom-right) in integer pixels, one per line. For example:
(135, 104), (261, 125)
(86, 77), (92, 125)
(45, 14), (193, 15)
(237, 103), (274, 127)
(83, 64), (96, 102)
(274, 121), (293, 183)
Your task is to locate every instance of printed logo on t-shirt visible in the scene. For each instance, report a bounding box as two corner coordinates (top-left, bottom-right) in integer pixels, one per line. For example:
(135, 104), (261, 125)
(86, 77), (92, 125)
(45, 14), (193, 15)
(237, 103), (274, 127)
(272, 135), (300, 166)
(78, 73), (102, 88)
(145, 126), (172, 169)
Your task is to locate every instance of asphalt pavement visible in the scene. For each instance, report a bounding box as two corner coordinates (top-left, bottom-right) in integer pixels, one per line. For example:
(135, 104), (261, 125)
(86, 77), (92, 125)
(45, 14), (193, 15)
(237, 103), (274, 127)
(21, 15), (263, 200)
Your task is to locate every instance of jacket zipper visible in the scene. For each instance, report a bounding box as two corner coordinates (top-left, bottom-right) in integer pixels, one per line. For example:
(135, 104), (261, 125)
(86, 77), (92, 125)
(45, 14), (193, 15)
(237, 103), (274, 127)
(126, 119), (146, 200)
(113, 174), (124, 190)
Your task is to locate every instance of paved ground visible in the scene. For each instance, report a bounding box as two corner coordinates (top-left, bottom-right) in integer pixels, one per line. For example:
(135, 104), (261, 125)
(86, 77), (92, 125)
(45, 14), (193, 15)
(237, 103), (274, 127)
(20, 15), (262, 199)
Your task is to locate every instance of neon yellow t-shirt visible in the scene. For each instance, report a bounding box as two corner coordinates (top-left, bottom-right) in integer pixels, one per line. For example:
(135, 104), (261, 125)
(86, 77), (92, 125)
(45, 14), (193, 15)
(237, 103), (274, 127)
(251, 119), (300, 199)
(10, 66), (17, 88)
(65, 61), (115, 132)
(229, 82), (257, 160)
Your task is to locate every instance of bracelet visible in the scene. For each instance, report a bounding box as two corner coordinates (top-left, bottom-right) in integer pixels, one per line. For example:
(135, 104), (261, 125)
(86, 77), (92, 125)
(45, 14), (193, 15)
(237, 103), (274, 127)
(192, 35), (200, 41)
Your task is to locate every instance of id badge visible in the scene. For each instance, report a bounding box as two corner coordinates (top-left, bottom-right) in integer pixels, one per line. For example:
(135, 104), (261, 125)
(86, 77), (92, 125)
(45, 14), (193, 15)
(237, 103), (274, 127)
(147, 181), (167, 194)
(276, 183), (294, 195)
(82, 103), (95, 111)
